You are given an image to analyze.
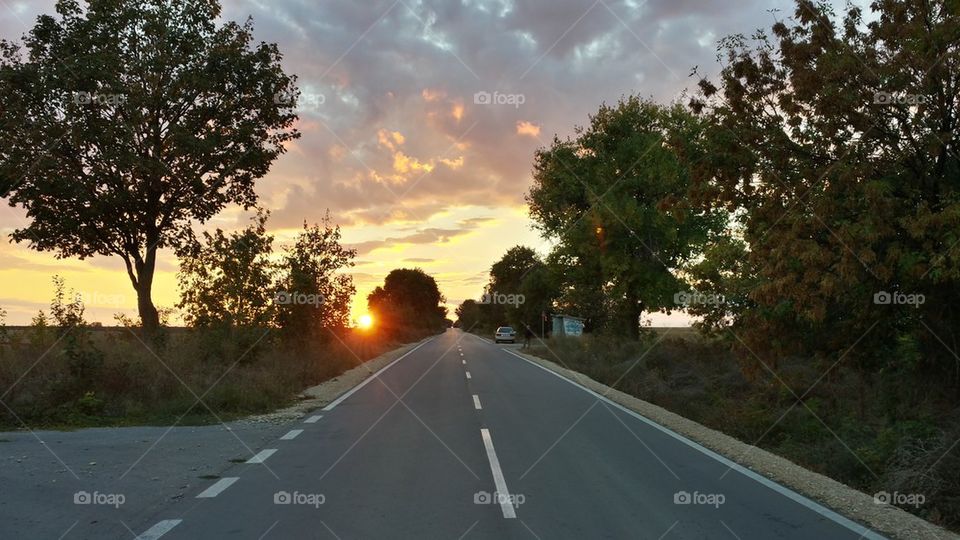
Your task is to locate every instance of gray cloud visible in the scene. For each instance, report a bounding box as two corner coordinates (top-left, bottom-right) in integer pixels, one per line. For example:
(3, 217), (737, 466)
(0, 0), (867, 233)
(347, 226), (476, 255)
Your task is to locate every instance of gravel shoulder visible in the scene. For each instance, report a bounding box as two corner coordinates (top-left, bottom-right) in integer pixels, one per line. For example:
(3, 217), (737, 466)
(505, 342), (958, 540)
(242, 337), (430, 424)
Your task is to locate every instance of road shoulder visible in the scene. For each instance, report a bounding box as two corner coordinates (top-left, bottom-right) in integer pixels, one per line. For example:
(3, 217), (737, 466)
(243, 335), (436, 424)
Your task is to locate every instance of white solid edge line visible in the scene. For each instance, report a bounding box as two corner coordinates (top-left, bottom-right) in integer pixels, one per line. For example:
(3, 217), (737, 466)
(136, 519), (182, 540)
(480, 428), (517, 519)
(496, 344), (884, 540)
(304, 415), (323, 423)
(322, 337), (434, 411)
(280, 429), (304, 440)
(473, 395), (482, 410)
(196, 477), (239, 498)
(246, 448), (277, 464)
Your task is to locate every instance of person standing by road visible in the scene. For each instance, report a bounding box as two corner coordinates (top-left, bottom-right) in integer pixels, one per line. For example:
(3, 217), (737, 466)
(523, 327), (533, 349)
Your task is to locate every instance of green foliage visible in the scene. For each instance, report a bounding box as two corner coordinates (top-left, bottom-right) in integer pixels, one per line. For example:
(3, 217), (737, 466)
(76, 391), (105, 416)
(175, 210), (356, 361)
(47, 276), (104, 398)
(689, 0), (960, 381)
(113, 313), (137, 327)
(368, 268), (446, 339)
(455, 299), (485, 331)
(275, 214), (356, 337)
(527, 97), (726, 338)
(177, 210), (277, 328)
(683, 231), (757, 335)
(0, 0), (300, 330)
(28, 310), (50, 348)
(487, 246), (556, 334)
(454, 246), (558, 335)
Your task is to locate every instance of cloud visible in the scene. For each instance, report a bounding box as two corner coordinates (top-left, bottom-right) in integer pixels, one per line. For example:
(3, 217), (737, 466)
(217, 0), (844, 229)
(459, 216), (497, 227)
(516, 120), (541, 137)
(346, 226), (477, 255)
(1, 0), (870, 237)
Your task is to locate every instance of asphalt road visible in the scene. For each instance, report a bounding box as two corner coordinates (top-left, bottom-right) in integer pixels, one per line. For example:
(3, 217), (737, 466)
(2, 328), (883, 539)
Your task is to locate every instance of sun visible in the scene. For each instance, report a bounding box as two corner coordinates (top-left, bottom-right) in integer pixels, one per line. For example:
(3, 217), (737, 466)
(358, 314), (374, 330)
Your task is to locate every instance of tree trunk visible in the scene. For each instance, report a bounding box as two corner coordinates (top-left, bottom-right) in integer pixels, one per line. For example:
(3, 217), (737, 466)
(133, 246), (160, 332)
(136, 282), (160, 332)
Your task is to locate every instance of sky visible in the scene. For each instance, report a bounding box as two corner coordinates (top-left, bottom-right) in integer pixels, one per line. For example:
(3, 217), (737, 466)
(0, 0), (868, 326)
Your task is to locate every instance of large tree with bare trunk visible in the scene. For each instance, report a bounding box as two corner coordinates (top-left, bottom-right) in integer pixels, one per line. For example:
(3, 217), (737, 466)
(0, 0), (300, 331)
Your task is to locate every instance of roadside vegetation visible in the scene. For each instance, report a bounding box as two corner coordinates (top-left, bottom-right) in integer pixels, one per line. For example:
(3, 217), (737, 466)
(0, 0), (447, 430)
(525, 333), (960, 530)
(459, 0), (960, 529)
(0, 213), (444, 429)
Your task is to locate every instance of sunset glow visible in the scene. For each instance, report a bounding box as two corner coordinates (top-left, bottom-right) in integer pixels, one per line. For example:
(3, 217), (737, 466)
(357, 314), (373, 330)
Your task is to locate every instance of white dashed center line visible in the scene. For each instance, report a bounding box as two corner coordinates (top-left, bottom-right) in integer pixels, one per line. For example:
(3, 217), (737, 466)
(304, 415), (323, 423)
(280, 429), (303, 440)
(465, 371), (472, 379)
(246, 449), (277, 464)
(197, 477), (239, 498)
(136, 519), (182, 539)
(473, 395), (482, 410)
(480, 429), (516, 519)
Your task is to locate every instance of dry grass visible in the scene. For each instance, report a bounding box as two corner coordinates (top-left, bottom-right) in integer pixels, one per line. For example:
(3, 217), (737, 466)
(0, 326), (412, 428)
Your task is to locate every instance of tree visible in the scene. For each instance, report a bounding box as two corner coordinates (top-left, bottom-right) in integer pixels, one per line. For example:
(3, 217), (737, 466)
(527, 96), (725, 338)
(176, 210), (276, 328)
(483, 246), (557, 335)
(455, 299), (484, 330)
(368, 268), (446, 338)
(682, 231), (757, 336)
(275, 215), (356, 337)
(0, 0), (300, 331)
(48, 276), (103, 396)
(689, 0), (960, 379)
(515, 262), (557, 337)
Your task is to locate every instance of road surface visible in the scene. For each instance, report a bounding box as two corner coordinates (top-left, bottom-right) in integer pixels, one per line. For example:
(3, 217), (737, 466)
(2, 329), (882, 539)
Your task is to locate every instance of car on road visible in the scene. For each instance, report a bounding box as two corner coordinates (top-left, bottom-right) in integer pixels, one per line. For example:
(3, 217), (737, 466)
(494, 326), (516, 343)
